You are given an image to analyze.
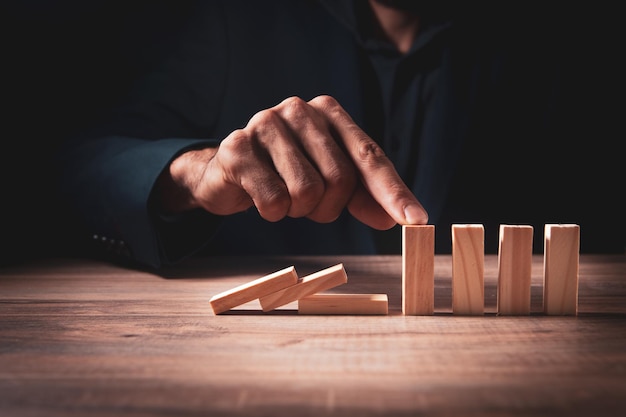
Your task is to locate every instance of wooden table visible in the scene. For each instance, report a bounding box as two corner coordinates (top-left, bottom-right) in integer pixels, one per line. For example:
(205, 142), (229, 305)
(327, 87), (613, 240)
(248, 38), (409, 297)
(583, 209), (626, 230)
(1, 254), (625, 416)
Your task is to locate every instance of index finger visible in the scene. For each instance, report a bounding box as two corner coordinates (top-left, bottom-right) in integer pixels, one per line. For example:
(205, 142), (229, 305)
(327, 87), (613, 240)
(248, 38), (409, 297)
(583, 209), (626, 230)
(308, 95), (428, 225)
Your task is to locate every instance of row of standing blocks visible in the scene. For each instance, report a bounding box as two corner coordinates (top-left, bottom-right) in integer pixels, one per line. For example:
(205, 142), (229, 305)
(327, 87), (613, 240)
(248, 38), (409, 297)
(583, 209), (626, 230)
(403, 224), (580, 316)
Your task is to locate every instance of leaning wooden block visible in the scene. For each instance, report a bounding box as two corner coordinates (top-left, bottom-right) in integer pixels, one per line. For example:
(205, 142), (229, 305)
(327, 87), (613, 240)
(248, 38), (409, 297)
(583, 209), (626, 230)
(209, 266), (298, 315)
(543, 224), (580, 315)
(402, 225), (435, 315)
(497, 225), (533, 315)
(298, 294), (388, 315)
(259, 264), (348, 312)
(452, 224), (485, 315)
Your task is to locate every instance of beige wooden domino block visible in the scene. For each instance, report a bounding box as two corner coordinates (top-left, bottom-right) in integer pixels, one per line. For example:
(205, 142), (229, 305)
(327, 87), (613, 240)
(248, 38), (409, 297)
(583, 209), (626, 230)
(543, 224), (580, 315)
(298, 294), (388, 315)
(452, 224), (485, 315)
(209, 266), (298, 315)
(259, 263), (347, 312)
(402, 225), (434, 315)
(497, 225), (533, 315)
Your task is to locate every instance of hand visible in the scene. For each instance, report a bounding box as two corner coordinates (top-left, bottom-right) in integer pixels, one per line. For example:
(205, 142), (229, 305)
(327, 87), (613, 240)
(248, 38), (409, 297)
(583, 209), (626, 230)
(157, 95), (428, 230)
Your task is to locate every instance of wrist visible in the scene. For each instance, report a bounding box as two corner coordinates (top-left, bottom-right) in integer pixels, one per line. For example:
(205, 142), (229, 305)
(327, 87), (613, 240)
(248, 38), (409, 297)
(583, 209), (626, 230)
(156, 147), (218, 214)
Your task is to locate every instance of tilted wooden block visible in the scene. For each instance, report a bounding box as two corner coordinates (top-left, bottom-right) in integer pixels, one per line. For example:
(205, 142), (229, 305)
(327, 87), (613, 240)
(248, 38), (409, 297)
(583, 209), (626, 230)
(543, 224), (580, 315)
(497, 225), (533, 315)
(298, 294), (389, 315)
(452, 224), (485, 315)
(209, 266), (298, 315)
(259, 263), (348, 312)
(402, 225), (435, 315)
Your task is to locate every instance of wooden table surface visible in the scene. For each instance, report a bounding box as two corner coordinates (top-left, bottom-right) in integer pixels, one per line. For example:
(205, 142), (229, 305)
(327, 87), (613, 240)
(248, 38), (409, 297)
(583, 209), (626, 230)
(1, 254), (625, 417)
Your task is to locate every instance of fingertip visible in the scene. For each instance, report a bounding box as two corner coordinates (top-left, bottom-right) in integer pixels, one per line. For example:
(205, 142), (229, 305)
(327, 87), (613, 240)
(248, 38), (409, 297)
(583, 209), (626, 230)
(403, 203), (429, 225)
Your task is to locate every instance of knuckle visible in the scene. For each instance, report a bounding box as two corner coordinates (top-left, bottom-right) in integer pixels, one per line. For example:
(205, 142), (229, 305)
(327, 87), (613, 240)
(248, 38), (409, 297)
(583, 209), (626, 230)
(259, 187), (291, 221)
(309, 94), (338, 109)
(356, 140), (388, 167)
(279, 96), (306, 109)
(219, 130), (252, 162)
(278, 96), (309, 122)
(247, 108), (281, 131)
(306, 167), (357, 224)
(292, 178), (325, 208)
(324, 162), (356, 190)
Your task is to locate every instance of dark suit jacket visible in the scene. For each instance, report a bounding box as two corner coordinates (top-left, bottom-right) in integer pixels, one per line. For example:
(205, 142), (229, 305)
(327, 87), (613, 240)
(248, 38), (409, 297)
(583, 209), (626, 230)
(44, 0), (622, 268)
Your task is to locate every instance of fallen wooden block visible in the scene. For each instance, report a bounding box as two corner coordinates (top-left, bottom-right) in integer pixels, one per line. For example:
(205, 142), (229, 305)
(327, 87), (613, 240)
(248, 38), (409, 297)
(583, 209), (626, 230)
(543, 224), (580, 315)
(497, 224), (533, 315)
(209, 266), (298, 315)
(298, 293), (389, 315)
(402, 225), (435, 315)
(452, 224), (485, 315)
(259, 263), (348, 312)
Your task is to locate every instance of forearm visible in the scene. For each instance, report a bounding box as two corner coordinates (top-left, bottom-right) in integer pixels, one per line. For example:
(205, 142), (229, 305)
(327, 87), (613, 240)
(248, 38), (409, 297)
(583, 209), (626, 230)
(58, 136), (220, 268)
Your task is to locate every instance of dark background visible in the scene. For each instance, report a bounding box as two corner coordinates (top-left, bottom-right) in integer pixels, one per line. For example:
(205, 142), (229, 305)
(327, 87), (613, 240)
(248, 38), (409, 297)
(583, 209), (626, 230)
(1, 1), (623, 266)
(2, 1), (194, 265)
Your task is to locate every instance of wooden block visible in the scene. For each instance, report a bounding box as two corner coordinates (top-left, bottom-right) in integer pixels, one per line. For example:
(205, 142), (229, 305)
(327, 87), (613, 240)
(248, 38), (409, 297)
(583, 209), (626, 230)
(452, 224), (485, 315)
(543, 224), (580, 315)
(259, 264), (347, 312)
(209, 266), (298, 315)
(402, 225), (434, 315)
(497, 225), (533, 315)
(298, 294), (388, 315)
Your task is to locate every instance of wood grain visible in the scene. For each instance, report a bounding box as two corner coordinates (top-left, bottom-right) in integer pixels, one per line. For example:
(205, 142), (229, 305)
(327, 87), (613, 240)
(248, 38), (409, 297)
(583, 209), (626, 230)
(1, 254), (625, 417)
(497, 225), (533, 315)
(402, 225), (434, 315)
(298, 293), (388, 315)
(209, 265), (298, 314)
(452, 224), (485, 315)
(259, 263), (347, 312)
(543, 224), (580, 315)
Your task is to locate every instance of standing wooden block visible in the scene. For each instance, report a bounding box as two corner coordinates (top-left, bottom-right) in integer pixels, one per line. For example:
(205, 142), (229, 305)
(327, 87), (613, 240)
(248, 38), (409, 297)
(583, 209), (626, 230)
(259, 264), (347, 312)
(497, 225), (533, 315)
(209, 266), (298, 315)
(543, 224), (580, 315)
(452, 224), (485, 315)
(402, 225), (434, 315)
(298, 294), (388, 315)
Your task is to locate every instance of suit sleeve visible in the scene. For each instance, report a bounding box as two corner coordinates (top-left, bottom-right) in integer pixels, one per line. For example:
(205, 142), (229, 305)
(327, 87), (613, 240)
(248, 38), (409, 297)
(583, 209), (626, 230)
(55, 1), (229, 269)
